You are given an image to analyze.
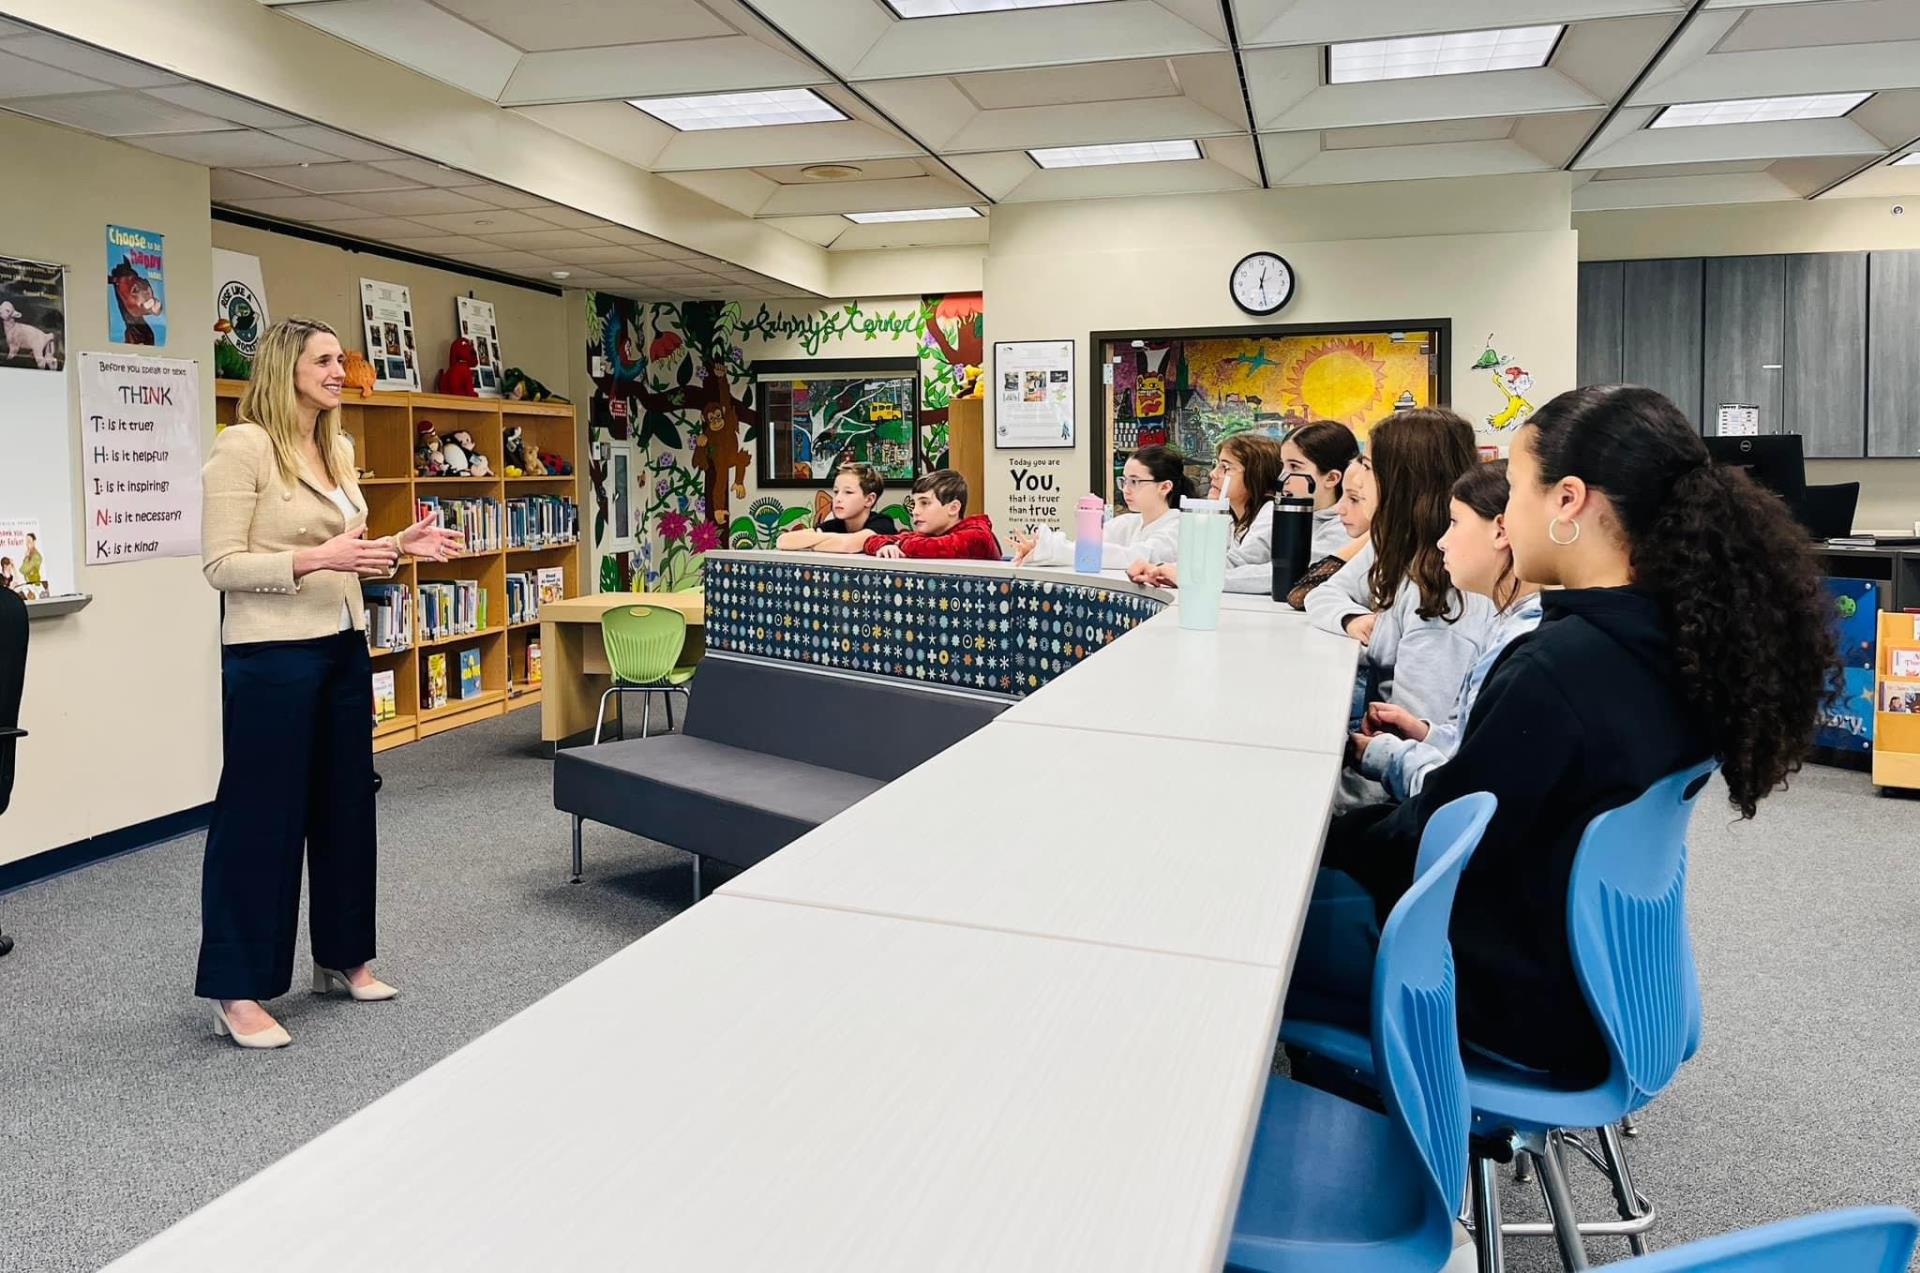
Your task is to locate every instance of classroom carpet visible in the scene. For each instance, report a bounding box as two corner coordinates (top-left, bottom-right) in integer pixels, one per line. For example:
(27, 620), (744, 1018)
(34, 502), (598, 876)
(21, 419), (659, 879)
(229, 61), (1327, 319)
(0, 710), (1915, 1272)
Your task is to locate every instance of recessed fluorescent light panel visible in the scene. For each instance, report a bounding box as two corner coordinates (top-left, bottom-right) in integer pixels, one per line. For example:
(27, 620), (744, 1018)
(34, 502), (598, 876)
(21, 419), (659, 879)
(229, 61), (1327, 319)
(1028, 140), (1201, 169)
(627, 89), (846, 131)
(844, 207), (982, 223)
(887, 0), (1102, 16)
(1892, 154), (1920, 167)
(1650, 93), (1873, 129)
(1328, 25), (1563, 84)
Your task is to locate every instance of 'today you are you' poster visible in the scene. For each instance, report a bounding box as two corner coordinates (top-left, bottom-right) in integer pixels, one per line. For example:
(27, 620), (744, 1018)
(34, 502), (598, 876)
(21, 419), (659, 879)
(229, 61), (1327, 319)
(105, 225), (166, 346)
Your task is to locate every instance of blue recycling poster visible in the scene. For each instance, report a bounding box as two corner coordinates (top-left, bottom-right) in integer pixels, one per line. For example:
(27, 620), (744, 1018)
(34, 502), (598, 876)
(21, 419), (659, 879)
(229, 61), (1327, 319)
(105, 224), (165, 346)
(1817, 577), (1877, 754)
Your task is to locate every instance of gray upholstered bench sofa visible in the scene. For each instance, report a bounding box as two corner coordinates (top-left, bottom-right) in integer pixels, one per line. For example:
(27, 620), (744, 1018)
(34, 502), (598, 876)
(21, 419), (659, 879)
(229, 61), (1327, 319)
(553, 653), (1009, 896)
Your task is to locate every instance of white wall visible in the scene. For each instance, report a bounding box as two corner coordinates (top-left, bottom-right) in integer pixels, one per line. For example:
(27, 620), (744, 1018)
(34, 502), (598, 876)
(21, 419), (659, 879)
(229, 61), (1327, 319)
(3, 111), (221, 866)
(980, 173), (1580, 529)
(1575, 197), (1920, 532)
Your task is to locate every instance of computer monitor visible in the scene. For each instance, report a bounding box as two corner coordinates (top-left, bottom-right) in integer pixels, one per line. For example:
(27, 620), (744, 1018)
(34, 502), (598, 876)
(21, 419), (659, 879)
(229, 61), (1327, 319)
(1704, 433), (1806, 526)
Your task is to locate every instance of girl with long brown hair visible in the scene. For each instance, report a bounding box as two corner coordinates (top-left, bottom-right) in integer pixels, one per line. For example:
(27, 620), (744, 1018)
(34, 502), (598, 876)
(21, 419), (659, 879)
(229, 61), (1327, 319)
(1130, 432), (1286, 590)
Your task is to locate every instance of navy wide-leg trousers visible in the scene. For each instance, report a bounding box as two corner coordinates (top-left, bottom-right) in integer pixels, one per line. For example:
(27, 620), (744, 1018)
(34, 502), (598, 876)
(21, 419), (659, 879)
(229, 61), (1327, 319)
(196, 631), (377, 1001)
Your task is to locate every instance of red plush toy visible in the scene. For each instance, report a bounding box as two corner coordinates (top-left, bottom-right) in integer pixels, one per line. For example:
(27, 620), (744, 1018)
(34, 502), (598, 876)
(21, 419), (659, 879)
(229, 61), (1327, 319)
(436, 336), (479, 397)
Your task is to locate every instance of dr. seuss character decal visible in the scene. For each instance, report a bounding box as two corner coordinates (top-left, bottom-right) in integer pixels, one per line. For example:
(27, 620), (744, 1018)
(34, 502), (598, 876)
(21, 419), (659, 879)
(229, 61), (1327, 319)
(1474, 335), (1535, 432)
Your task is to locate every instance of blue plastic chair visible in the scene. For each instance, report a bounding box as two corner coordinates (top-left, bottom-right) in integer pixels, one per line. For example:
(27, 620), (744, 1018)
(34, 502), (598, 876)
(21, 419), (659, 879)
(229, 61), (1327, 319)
(1610, 1206), (1918, 1272)
(1227, 792), (1496, 1273)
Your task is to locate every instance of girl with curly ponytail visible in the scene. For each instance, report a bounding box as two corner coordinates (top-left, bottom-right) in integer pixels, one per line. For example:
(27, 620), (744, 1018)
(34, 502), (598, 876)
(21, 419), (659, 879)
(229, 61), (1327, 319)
(1294, 384), (1835, 1085)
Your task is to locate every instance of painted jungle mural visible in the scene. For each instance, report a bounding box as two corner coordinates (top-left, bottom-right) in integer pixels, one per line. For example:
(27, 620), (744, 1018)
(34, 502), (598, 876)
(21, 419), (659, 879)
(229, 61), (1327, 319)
(587, 291), (983, 591)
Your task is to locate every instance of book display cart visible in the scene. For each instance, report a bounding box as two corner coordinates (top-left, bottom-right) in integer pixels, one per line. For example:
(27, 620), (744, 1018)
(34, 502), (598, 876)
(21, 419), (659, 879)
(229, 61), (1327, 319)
(1874, 610), (1920, 792)
(215, 382), (582, 752)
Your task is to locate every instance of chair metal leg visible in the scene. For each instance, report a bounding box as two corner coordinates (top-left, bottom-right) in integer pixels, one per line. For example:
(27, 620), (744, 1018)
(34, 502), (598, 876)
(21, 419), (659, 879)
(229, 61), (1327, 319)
(1536, 1134), (1590, 1271)
(570, 815), (584, 884)
(664, 690), (676, 733)
(641, 692), (653, 740)
(1620, 1113), (1639, 1138)
(691, 854), (702, 902)
(1471, 1154), (1505, 1273)
(592, 687), (618, 745)
(1598, 1123), (1651, 1257)
(1514, 1154), (1534, 1186)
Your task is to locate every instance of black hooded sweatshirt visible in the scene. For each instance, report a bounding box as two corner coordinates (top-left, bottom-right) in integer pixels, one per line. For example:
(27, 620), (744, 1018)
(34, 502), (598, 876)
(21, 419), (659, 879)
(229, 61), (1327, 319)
(1326, 586), (1711, 1087)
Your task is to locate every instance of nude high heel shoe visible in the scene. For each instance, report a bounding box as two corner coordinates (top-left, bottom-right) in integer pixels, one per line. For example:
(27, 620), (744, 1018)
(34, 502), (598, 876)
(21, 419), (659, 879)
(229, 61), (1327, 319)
(312, 965), (398, 1001)
(212, 1002), (291, 1049)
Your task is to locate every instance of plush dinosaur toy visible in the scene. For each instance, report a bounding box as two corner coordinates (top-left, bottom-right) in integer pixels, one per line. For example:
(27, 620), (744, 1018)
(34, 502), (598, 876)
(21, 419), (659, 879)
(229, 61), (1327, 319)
(436, 337), (480, 397)
(502, 367), (568, 404)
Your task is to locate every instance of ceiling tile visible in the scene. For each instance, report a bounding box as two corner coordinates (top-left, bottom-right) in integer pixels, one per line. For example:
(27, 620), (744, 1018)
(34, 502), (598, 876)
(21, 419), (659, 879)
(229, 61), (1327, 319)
(524, 205), (613, 229)
(449, 249), (568, 271)
(242, 162), (426, 193)
(1, 90), (239, 136)
(547, 245), (668, 266)
(3, 35), (178, 88)
(384, 235), (505, 255)
(333, 187), (498, 216)
(446, 182), (556, 209)
(268, 125), (405, 161)
(0, 47), (114, 98)
(498, 37), (824, 106)
(584, 226), (676, 248)
(229, 194), (392, 221)
(144, 84), (306, 129)
(474, 228), (612, 251)
(954, 58), (1181, 111)
(210, 169), (307, 201)
(434, 0), (736, 52)
(403, 207), (559, 234)
(368, 158), (482, 188)
(305, 215), (446, 239)
(287, 0), (523, 101)
(129, 130), (339, 167)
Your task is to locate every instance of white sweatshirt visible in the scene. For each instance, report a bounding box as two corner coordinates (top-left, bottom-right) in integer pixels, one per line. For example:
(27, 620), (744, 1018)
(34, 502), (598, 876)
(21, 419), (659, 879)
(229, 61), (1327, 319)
(1020, 507), (1182, 570)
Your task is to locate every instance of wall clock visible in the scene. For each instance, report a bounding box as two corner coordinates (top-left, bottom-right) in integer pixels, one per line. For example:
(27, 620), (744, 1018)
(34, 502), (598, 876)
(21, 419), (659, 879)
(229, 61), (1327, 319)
(1230, 252), (1294, 317)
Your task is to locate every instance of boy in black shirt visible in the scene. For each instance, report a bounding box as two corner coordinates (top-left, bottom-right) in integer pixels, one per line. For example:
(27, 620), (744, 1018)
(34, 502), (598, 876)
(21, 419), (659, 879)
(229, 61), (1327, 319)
(778, 461), (898, 547)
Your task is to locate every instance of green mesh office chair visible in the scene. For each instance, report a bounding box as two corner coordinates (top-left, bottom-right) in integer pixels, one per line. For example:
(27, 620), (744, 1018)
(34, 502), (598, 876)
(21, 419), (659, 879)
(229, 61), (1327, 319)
(594, 605), (695, 745)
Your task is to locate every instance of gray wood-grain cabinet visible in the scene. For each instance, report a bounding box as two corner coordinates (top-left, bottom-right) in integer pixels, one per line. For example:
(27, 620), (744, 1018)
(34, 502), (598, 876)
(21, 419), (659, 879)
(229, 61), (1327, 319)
(1577, 261), (1624, 386)
(1621, 258), (1704, 426)
(1868, 250), (1920, 459)
(1785, 252), (1868, 458)
(1703, 255), (1784, 435)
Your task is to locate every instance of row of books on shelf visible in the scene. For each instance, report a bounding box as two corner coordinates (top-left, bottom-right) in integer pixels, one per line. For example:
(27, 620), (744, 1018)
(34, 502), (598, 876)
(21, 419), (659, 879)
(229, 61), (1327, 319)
(365, 584), (412, 651)
(507, 496), (578, 549)
(506, 568), (567, 625)
(423, 648), (487, 709)
(418, 496), (502, 552)
(421, 580), (487, 640)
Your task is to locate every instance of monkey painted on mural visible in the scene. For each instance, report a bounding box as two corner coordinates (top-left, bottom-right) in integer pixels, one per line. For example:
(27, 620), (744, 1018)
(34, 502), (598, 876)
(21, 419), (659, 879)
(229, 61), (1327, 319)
(692, 401), (751, 518)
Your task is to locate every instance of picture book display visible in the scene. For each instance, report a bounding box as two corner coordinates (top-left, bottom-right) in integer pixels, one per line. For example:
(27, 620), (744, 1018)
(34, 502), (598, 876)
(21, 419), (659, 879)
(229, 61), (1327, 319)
(1891, 649), (1920, 678)
(457, 648), (483, 700)
(371, 670), (397, 723)
(424, 652), (449, 710)
(537, 567), (565, 606)
(526, 640), (542, 685)
(1881, 682), (1920, 714)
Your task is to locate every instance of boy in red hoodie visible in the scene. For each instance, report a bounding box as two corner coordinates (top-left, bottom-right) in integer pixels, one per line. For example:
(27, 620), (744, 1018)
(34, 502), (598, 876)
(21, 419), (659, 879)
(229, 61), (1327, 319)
(807, 469), (1001, 560)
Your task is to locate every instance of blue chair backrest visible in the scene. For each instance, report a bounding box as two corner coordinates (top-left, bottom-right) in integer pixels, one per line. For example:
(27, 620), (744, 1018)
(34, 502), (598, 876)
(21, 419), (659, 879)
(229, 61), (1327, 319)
(1566, 758), (1718, 1109)
(1372, 791), (1497, 1234)
(1611, 1205), (1917, 1272)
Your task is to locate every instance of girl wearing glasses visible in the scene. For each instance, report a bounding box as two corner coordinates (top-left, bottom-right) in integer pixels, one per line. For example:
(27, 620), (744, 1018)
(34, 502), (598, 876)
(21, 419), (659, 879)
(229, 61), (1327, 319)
(1130, 433), (1286, 591)
(1011, 445), (1189, 569)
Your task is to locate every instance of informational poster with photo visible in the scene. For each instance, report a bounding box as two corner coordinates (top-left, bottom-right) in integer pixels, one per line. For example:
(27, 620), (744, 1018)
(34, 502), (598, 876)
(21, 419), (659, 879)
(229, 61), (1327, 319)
(359, 278), (420, 391)
(78, 350), (203, 564)
(0, 254), (64, 371)
(456, 296), (503, 396)
(105, 225), (166, 346)
(993, 339), (1074, 448)
(0, 518), (47, 599)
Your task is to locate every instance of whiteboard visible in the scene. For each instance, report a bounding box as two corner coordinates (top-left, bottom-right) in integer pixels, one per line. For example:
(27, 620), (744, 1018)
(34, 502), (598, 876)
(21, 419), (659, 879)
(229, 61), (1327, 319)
(0, 364), (77, 599)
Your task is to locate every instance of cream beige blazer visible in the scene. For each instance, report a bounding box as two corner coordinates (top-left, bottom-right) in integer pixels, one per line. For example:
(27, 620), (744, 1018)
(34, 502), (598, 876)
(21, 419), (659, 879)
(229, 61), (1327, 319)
(202, 422), (396, 645)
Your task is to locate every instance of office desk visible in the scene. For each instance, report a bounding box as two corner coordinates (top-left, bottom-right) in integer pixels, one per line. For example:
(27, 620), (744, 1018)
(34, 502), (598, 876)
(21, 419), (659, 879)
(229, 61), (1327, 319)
(538, 591), (704, 744)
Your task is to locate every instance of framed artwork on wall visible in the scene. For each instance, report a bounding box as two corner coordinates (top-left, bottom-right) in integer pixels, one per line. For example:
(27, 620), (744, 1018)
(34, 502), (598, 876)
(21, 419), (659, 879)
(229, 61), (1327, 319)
(753, 357), (921, 489)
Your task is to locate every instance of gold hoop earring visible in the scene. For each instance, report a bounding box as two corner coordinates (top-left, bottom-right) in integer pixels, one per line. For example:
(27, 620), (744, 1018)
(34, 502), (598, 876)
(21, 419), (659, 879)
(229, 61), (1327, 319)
(1548, 518), (1581, 547)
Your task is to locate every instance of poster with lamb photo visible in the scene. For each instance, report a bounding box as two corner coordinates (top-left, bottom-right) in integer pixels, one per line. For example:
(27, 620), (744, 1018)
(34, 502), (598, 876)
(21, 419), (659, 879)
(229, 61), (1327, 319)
(359, 278), (419, 391)
(455, 296), (503, 397)
(0, 255), (64, 371)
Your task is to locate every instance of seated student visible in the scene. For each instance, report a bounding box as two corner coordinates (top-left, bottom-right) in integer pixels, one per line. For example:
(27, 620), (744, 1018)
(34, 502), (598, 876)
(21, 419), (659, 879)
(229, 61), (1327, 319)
(1351, 460), (1542, 801)
(1286, 454), (1373, 609)
(810, 469), (1001, 560)
(1281, 421), (1362, 559)
(1009, 444), (1188, 569)
(777, 462), (898, 549)
(1296, 385), (1834, 1087)
(1304, 409), (1495, 809)
(1129, 433), (1285, 591)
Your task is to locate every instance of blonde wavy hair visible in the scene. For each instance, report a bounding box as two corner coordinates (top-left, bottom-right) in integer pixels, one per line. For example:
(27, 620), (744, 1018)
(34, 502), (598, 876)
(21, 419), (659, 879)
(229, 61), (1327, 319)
(237, 316), (345, 490)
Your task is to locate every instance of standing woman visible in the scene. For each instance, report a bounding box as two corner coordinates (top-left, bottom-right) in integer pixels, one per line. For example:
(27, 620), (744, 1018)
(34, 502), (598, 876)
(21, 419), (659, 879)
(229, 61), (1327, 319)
(198, 317), (462, 1049)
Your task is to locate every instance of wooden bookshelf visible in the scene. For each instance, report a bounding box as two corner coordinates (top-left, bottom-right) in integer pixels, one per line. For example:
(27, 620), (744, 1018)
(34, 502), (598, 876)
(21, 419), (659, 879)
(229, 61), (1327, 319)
(214, 381), (581, 751)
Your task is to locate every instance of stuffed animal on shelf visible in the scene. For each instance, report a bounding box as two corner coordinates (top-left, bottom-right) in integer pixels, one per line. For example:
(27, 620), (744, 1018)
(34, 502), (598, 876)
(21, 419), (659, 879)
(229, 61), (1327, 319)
(536, 449), (572, 476)
(416, 419), (448, 476)
(961, 364), (985, 399)
(343, 350), (378, 398)
(502, 367), (568, 403)
(524, 447), (548, 475)
(503, 426), (528, 472)
(438, 429), (472, 476)
(449, 429), (491, 477)
(436, 337), (480, 397)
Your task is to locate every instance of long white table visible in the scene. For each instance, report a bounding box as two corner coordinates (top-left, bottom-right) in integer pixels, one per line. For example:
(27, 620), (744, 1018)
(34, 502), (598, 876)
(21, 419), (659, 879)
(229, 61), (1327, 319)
(106, 568), (1361, 1273)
